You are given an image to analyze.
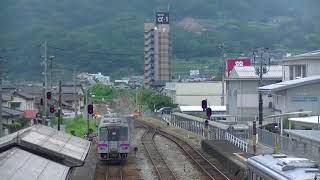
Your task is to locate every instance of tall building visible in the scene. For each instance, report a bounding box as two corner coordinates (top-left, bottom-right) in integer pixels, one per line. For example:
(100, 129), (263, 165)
(144, 12), (170, 87)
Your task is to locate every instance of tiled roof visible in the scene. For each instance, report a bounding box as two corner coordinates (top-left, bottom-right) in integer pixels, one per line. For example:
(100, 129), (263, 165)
(229, 65), (282, 79)
(2, 107), (24, 117)
(24, 110), (38, 119)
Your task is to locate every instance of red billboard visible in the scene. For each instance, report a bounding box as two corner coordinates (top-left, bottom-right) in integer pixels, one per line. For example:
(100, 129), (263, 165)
(226, 58), (251, 77)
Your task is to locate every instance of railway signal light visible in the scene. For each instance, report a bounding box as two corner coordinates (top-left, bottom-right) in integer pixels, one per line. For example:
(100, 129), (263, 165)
(201, 100), (207, 111)
(206, 107), (212, 118)
(50, 105), (55, 113)
(40, 98), (43, 106)
(47, 92), (52, 100)
(87, 104), (94, 114)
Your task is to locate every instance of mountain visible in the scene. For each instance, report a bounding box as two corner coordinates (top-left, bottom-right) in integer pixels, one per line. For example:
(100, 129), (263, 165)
(1, 0), (320, 80)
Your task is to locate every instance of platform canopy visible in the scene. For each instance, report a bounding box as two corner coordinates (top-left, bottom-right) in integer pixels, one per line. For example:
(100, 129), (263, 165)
(179, 105), (226, 112)
(0, 147), (70, 180)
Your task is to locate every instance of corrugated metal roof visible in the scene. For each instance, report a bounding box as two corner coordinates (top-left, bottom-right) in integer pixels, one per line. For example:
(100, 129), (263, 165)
(259, 75), (320, 92)
(247, 154), (318, 180)
(229, 66), (282, 79)
(20, 126), (90, 162)
(284, 129), (320, 143)
(179, 105), (226, 112)
(0, 147), (70, 180)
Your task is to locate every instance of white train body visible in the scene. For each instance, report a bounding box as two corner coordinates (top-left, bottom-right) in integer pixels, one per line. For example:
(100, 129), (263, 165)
(97, 116), (130, 160)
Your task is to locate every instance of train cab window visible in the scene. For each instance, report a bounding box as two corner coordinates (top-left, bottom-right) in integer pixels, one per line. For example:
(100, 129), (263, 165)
(99, 127), (108, 141)
(108, 128), (120, 141)
(119, 127), (128, 141)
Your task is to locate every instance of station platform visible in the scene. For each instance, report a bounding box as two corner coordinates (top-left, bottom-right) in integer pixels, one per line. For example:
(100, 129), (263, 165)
(202, 139), (274, 179)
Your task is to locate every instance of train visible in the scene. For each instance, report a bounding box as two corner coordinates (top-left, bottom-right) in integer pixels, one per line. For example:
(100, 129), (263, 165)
(97, 115), (130, 161)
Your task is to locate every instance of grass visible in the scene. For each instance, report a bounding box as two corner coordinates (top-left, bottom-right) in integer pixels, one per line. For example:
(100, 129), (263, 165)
(64, 116), (97, 137)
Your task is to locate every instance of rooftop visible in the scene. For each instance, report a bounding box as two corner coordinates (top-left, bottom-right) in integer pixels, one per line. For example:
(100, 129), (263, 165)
(282, 50), (320, 61)
(172, 112), (230, 130)
(228, 65), (282, 80)
(0, 147), (70, 180)
(0, 125), (91, 180)
(247, 154), (319, 180)
(2, 106), (24, 117)
(289, 116), (320, 125)
(259, 75), (320, 92)
(284, 129), (320, 143)
(179, 105), (226, 112)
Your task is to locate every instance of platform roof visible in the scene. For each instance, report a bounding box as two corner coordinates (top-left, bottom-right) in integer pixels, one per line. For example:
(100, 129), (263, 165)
(284, 130), (320, 143)
(247, 154), (319, 180)
(179, 105), (226, 112)
(172, 112), (230, 130)
(19, 125), (90, 163)
(0, 147), (70, 180)
(289, 116), (320, 125)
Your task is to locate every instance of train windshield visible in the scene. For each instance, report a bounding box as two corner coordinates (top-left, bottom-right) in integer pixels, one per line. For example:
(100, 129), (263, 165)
(108, 128), (120, 141)
(119, 127), (128, 141)
(99, 127), (108, 141)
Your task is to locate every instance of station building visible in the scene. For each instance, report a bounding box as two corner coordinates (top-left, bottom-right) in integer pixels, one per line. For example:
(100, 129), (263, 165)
(226, 66), (282, 122)
(259, 50), (320, 117)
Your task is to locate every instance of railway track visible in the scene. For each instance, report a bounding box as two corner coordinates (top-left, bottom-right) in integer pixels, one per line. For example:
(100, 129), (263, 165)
(105, 164), (123, 180)
(157, 129), (229, 180)
(141, 127), (177, 180)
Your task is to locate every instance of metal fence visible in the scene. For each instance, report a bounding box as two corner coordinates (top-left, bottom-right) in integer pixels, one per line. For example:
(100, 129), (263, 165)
(256, 128), (320, 161)
(225, 132), (249, 152)
(158, 113), (250, 152)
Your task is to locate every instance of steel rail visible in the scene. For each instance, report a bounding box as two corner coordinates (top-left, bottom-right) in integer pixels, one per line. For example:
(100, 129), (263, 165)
(141, 127), (177, 180)
(157, 130), (229, 180)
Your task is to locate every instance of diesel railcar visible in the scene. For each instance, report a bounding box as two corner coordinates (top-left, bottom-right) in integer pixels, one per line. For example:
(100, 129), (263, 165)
(97, 116), (130, 160)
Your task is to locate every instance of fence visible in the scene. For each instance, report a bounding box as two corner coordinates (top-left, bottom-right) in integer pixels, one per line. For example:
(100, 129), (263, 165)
(158, 113), (249, 152)
(256, 128), (320, 161)
(225, 132), (249, 152)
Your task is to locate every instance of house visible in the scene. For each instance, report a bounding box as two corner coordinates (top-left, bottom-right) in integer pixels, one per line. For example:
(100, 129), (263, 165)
(55, 84), (84, 114)
(226, 66), (282, 122)
(2, 106), (25, 135)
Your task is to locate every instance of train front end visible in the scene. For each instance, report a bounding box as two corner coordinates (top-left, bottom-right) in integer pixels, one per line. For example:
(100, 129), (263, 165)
(98, 120), (129, 161)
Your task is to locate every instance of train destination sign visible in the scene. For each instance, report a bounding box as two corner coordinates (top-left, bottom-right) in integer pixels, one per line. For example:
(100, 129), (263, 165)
(156, 12), (169, 24)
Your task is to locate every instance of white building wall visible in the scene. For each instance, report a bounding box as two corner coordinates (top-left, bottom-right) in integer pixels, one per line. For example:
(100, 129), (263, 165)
(175, 82), (224, 106)
(306, 60), (320, 77)
(273, 83), (320, 116)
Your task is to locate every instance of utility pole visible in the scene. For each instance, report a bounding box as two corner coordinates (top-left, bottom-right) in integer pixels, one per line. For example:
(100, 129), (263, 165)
(253, 48), (271, 126)
(43, 41), (48, 121)
(58, 80), (62, 131)
(49, 56), (54, 90)
(73, 68), (78, 116)
(0, 58), (3, 137)
(218, 43), (225, 106)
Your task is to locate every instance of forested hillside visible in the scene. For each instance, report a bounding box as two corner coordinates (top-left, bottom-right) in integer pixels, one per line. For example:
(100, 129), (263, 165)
(1, 0), (320, 80)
